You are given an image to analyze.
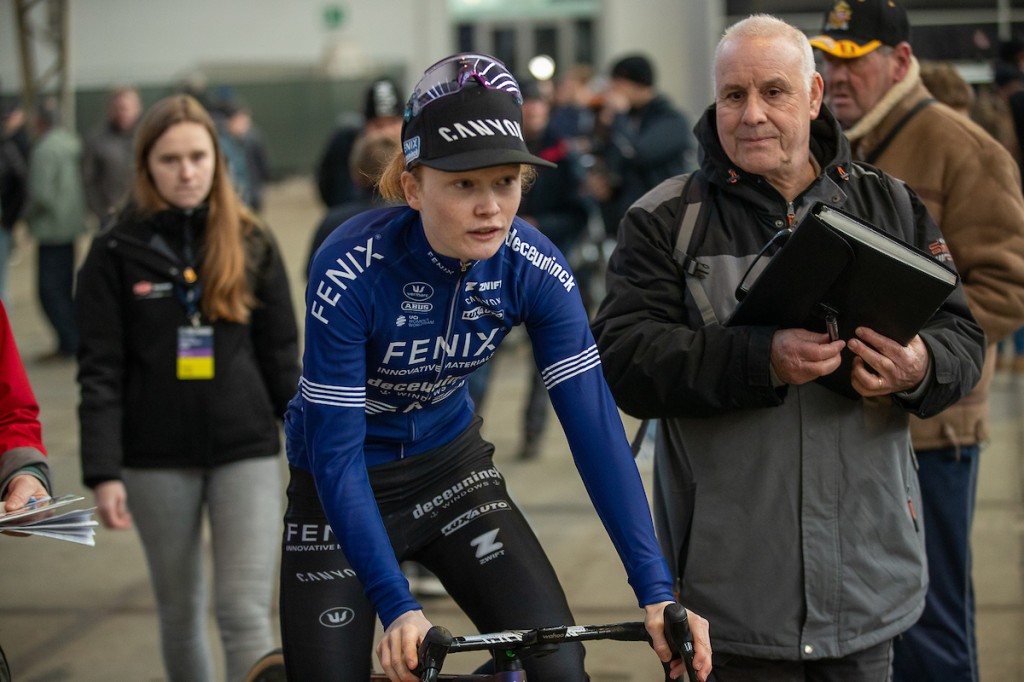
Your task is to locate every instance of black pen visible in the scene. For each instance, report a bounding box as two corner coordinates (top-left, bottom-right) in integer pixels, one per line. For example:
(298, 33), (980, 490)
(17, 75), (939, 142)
(826, 313), (839, 342)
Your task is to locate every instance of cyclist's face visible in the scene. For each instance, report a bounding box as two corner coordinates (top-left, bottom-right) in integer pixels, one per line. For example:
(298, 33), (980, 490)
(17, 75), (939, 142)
(402, 164), (523, 263)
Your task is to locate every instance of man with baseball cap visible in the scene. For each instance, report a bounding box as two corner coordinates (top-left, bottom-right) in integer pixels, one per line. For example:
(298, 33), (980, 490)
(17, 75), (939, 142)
(812, 2), (1024, 680)
(316, 77), (404, 208)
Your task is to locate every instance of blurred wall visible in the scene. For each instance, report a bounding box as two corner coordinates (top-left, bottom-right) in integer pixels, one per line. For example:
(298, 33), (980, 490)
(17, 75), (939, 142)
(1, 0), (724, 178)
(0, 0), (451, 89)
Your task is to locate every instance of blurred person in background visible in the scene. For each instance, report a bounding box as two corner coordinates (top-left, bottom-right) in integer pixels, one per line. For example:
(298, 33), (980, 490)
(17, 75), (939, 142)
(979, 44), (1024, 371)
(587, 53), (694, 236)
(918, 60), (975, 117)
(316, 78), (403, 208)
(75, 94), (300, 682)
(0, 100), (30, 301)
(82, 86), (142, 223)
(549, 63), (599, 144)
(218, 99), (271, 213)
(306, 128), (400, 274)
(813, 1), (1024, 679)
(24, 96), (87, 361)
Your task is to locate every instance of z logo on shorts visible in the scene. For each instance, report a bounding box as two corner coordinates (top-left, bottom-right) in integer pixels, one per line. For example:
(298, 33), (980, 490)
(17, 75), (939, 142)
(471, 528), (505, 564)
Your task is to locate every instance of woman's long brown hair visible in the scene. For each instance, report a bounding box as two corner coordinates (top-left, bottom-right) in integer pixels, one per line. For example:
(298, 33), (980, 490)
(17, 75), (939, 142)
(132, 94), (256, 323)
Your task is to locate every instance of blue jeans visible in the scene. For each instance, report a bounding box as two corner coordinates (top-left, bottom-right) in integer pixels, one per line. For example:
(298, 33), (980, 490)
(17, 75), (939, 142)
(36, 242), (77, 354)
(893, 444), (980, 682)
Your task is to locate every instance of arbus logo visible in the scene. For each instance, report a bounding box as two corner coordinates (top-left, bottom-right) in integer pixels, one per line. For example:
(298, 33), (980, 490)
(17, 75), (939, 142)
(319, 606), (356, 628)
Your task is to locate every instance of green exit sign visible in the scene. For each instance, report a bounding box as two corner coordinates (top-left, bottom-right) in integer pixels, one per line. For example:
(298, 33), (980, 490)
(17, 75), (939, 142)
(324, 5), (346, 29)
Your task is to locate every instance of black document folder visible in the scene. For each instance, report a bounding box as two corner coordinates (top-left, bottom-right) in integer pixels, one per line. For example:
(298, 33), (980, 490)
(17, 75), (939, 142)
(726, 201), (959, 397)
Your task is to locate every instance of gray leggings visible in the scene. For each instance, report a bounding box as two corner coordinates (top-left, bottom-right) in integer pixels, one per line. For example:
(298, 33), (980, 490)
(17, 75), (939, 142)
(124, 457), (281, 682)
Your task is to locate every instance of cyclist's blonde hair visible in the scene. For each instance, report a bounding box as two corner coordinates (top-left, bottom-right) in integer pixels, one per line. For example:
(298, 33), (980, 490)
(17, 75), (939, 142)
(376, 152), (537, 203)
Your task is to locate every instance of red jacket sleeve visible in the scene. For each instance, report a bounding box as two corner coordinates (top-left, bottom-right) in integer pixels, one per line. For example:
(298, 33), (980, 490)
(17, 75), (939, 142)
(0, 301), (48, 490)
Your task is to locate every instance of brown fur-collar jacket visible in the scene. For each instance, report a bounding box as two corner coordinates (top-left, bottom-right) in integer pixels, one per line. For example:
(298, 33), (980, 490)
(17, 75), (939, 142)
(848, 57), (1024, 449)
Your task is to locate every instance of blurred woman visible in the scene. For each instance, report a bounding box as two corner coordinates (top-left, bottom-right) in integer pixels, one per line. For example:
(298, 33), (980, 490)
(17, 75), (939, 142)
(75, 94), (299, 682)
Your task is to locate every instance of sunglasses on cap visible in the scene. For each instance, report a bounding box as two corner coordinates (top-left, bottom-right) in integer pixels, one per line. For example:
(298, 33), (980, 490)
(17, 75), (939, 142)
(405, 53), (522, 121)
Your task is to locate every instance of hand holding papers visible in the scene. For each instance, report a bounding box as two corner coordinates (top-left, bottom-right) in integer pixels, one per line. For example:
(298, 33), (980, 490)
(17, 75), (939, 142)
(0, 494), (98, 546)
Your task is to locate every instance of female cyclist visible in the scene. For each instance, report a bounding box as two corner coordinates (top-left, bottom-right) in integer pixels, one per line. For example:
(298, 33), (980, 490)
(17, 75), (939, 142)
(279, 53), (712, 682)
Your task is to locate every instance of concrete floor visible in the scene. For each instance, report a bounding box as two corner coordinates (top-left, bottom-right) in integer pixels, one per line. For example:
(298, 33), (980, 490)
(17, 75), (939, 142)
(0, 177), (1021, 680)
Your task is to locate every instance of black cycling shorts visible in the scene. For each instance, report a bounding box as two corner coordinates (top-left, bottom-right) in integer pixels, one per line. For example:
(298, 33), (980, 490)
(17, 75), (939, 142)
(279, 417), (587, 681)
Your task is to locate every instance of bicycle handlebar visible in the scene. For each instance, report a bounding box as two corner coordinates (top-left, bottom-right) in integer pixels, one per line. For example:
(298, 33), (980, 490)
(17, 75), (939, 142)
(415, 603), (698, 682)
(663, 602), (699, 682)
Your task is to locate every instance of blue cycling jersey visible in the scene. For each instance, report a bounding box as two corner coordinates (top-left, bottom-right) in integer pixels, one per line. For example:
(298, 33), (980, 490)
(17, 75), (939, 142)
(285, 206), (673, 628)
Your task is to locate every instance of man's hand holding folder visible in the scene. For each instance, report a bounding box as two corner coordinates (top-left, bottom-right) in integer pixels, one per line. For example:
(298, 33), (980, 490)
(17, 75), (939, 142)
(727, 202), (958, 399)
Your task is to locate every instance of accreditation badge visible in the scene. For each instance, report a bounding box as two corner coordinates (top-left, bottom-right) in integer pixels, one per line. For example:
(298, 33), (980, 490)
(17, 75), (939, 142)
(177, 326), (214, 380)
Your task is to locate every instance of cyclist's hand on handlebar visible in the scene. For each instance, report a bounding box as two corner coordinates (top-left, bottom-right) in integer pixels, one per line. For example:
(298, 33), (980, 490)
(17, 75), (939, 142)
(376, 609), (432, 682)
(684, 607), (712, 681)
(644, 602), (713, 681)
(644, 601), (677, 664)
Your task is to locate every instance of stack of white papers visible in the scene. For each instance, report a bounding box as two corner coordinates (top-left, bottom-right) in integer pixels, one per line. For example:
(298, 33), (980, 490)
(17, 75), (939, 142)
(0, 494), (98, 546)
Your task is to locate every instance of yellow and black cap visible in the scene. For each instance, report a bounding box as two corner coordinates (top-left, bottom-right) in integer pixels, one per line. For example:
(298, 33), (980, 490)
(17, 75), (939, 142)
(809, 0), (909, 59)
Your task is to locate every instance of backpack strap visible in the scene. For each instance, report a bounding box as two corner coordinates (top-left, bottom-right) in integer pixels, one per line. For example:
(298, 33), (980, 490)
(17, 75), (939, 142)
(865, 98), (935, 165)
(631, 172), (717, 459)
(672, 171), (719, 327)
(892, 179), (918, 245)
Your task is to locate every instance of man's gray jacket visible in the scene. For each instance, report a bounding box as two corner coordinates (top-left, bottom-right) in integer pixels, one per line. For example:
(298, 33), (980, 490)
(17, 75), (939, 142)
(592, 104), (985, 660)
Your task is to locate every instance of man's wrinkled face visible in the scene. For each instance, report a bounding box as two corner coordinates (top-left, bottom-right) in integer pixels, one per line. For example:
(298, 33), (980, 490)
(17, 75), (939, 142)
(819, 48), (897, 129)
(714, 36), (823, 187)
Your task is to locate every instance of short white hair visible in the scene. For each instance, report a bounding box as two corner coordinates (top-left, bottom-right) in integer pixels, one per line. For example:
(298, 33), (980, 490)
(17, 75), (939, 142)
(714, 14), (817, 92)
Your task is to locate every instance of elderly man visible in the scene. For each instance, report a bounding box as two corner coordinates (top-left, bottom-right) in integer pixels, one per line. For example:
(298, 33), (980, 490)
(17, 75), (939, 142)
(811, 2), (1024, 680)
(592, 14), (985, 682)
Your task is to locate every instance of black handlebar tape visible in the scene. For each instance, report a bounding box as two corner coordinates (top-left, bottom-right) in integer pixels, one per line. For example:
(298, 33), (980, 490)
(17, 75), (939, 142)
(584, 622), (650, 642)
(416, 625), (453, 682)
(663, 603), (699, 682)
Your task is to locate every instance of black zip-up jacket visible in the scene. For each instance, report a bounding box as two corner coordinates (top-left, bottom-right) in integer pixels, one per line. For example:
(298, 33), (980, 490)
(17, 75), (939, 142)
(598, 94), (694, 228)
(76, 206), (300, 487)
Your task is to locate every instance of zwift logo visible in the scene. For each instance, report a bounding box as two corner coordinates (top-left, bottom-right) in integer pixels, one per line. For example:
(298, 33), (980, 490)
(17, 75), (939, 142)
(471, 528), (506, 564)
